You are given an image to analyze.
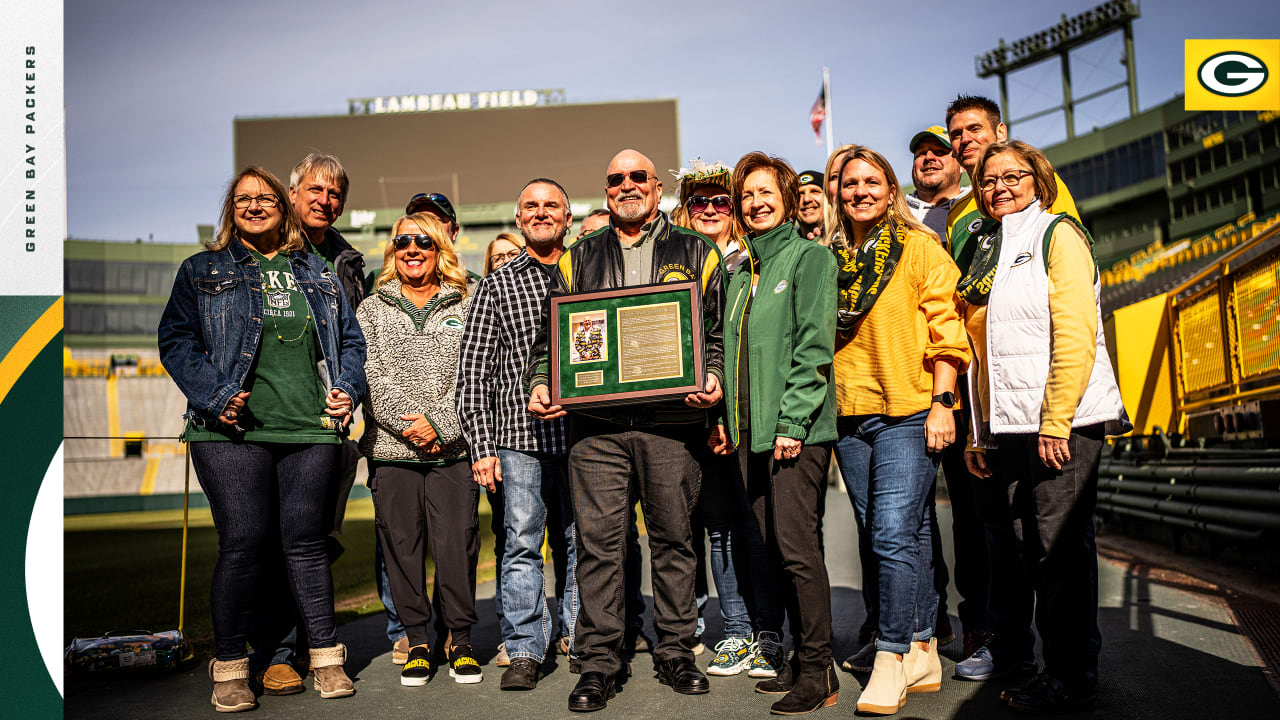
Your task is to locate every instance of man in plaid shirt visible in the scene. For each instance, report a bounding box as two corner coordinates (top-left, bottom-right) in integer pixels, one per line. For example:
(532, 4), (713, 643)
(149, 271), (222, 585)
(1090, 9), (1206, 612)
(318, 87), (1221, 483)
(455, 178), (576, 692)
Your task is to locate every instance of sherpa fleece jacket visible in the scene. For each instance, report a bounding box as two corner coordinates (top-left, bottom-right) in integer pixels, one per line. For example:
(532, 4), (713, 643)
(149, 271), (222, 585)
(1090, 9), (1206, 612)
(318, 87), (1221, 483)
(355, 277), (471, 463)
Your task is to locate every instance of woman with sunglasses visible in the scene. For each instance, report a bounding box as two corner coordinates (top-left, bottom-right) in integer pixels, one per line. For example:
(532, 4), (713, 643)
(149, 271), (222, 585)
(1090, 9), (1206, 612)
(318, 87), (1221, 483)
(712, 151), (839, 714)
(667, 160), (762, 677)
(826, 146), (969, 715)
(483, 232), (526, 275)
(959, 141), (1127, 713)
(356, 213), (482, 688)
(159, 166), (365, 711)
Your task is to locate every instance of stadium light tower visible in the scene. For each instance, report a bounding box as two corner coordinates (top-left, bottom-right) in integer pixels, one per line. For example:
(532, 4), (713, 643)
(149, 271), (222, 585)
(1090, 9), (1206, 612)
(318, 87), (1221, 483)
(975, 0), (1141, 139)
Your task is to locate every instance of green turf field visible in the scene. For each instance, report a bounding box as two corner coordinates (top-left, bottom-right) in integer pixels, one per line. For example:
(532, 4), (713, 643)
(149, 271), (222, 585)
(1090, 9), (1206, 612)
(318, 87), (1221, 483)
(64, 497), (500, 657)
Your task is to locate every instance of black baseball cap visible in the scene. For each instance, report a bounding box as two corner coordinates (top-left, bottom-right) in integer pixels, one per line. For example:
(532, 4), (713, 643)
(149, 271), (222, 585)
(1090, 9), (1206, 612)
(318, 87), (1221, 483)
(405, 192), (457, 224)
(798, 171), (822, 188)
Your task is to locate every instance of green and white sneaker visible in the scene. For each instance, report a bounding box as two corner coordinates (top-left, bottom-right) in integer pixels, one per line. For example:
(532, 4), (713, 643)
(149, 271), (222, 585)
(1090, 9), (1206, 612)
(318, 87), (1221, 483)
(706, 636), (756, 677)
(747, 631), (784, 678)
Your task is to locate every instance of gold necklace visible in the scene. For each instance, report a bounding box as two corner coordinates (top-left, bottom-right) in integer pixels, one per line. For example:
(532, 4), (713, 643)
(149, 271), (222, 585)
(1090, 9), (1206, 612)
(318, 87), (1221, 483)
(262, 287), (312, 343)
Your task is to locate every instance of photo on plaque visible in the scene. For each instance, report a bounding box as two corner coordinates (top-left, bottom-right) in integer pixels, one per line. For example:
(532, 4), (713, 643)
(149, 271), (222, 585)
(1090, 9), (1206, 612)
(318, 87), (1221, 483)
(550, 281), (704, 409)
(568, 310), (608, 364)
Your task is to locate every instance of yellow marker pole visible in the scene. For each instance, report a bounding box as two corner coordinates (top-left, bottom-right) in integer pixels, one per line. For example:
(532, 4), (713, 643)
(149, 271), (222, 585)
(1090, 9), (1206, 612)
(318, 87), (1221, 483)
(178, 441), (191, 658)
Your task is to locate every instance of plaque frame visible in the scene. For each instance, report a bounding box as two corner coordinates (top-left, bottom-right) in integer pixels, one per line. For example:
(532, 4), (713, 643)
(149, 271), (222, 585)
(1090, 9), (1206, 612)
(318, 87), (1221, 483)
(549, 280), (704, 409)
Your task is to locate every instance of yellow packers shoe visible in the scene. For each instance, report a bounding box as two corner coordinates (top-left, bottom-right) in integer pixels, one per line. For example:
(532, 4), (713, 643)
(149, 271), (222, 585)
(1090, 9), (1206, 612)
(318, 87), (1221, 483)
(448, 644), (483, 684)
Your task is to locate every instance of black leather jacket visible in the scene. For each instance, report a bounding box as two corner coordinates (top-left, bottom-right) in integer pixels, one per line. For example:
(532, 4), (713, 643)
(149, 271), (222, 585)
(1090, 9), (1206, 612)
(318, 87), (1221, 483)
(526, 213), (725, 416)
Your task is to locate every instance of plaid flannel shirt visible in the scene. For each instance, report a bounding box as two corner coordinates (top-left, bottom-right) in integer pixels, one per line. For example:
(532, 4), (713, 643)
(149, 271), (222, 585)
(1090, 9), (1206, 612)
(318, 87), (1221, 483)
(455, 252), (567, 459)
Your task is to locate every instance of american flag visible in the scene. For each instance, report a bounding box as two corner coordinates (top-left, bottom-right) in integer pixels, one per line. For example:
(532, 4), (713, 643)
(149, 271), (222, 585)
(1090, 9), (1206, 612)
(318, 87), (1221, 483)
(810, 87), (825, 144)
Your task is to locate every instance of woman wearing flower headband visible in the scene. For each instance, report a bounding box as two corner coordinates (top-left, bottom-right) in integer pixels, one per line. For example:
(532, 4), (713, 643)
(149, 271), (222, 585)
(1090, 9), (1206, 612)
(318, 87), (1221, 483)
(669, 159), (760, 678)
(828, 146), (969, 715)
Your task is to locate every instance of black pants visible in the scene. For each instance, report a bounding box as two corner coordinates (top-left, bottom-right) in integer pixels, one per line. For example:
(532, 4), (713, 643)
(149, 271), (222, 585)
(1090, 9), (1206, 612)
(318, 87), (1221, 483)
(568, 418), (702, 675)
(740, 441), (834, 674)
(941, 409), (988, 634)
(191, 441), (341, 661)
(986, 424), (1105, 687)
(370, 459), (480, 648)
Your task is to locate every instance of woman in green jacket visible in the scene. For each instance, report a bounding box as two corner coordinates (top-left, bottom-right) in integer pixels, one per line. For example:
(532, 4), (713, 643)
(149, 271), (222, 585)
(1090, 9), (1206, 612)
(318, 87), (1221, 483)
(710, 151), (838, 714)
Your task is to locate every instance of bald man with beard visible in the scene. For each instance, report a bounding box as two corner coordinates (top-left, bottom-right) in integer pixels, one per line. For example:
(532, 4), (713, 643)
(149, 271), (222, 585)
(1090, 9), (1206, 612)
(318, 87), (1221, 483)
(526, 149), (726, 712)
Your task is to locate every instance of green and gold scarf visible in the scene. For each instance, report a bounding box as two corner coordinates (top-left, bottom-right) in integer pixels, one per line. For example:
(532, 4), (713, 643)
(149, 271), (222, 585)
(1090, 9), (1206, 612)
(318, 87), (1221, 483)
(955, 224), (1001, 306)
(833, 215), (907, 333)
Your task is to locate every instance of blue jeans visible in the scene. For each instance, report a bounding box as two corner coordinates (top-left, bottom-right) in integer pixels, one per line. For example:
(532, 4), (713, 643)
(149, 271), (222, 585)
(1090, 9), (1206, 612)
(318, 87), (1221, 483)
(487, 485), (513, 641)
(191, 441), (340, 661)
(835, 411), (938, 654)
(374, 538), (406, 642)
(699, 458), (754, 639)
(497, 448), (577, 661)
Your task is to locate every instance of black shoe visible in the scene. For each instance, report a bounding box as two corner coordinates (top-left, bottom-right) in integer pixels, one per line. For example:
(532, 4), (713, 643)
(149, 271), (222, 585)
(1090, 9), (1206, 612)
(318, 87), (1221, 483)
(756, 655), (798, 695)
(769, 662), (839, 715)
(1006, 673), (1096, 714)
(500, 657), (542, 691)
(655, 656), (710, 695)
(569, 671), (616, 712)
(400, 645), (432, 687)
(447, 643), (483, 684)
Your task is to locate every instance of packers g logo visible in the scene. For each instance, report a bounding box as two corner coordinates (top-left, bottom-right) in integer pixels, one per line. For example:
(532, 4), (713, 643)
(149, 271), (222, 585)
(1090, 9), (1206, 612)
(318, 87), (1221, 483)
(967, 218), (984, 234)
(1198, 52), (1268, 97)
(441, 316), (464, 329)
(1185, 40), (1280, 111)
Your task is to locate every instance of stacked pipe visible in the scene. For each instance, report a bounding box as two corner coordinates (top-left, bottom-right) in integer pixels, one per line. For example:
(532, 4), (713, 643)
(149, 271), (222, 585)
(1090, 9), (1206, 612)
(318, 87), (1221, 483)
(1096, 456), (1280, 540)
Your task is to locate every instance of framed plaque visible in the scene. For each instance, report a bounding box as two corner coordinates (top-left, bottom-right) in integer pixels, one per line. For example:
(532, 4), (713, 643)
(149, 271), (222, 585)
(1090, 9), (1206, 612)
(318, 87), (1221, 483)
(550, 280), (704, 409)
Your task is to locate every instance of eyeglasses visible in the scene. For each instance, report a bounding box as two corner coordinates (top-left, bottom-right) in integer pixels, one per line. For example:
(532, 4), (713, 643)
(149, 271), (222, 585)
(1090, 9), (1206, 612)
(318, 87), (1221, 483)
(491, 249), (522, 267)
(406, 192), (457, 222)
(233, 193), (280, 208)
(392, 234), (436, 251)
(687, 194), (732, 216)
(605, 170), (653, 188)
(978, 170), (1033, 192)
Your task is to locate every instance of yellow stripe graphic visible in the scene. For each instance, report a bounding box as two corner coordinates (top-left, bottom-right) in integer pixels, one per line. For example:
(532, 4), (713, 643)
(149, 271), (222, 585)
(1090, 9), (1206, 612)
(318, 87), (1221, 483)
(139, 456), (160, 495)
(0, 297), (63, 406)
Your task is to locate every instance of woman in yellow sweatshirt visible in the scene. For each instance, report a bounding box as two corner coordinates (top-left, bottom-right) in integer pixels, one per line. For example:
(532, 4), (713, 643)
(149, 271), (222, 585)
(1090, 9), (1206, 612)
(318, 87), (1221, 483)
(828, 146), (971, 715)
(958, 140), (1128, 714)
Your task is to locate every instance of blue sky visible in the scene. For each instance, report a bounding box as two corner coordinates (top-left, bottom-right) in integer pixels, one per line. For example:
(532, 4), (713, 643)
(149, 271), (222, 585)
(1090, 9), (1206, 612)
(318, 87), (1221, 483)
(65, 0), (1280, 242)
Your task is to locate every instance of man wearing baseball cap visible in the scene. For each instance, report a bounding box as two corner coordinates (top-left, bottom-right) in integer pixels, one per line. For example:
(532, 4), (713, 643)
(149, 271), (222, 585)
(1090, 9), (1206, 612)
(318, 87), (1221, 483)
(796, 170), (825, 242)
(905, 126), (968, 242)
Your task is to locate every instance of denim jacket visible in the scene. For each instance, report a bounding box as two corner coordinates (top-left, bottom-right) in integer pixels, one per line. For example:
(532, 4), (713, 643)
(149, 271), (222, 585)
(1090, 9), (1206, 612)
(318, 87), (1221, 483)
(158, 239), (367, 428)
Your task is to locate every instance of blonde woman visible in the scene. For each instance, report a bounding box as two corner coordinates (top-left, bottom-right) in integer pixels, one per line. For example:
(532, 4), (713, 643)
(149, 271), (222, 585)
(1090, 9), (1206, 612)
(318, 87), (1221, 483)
(357, 213), (481, 687)
(827, 146), (969, 715)
(158, 166), (364, 710)
(818, 144), (856, 248)
(483, 232), (526, 275)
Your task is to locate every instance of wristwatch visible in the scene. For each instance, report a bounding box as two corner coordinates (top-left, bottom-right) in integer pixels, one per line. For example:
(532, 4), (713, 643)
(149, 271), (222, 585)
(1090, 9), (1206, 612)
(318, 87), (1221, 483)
(932, 392), (956, 408)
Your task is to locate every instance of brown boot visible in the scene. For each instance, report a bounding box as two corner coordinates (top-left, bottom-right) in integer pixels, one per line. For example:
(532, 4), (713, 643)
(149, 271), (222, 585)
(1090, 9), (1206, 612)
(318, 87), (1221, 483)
(310, 644), (355, 699)
(392, 636), (410, 665)
(254, 663), (304, 696)
(209, 658), (256, 713)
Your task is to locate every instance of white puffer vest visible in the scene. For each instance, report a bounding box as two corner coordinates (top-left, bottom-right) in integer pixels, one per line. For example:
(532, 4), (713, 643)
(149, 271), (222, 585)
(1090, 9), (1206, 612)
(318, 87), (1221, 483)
(968, 200), (1129, 445)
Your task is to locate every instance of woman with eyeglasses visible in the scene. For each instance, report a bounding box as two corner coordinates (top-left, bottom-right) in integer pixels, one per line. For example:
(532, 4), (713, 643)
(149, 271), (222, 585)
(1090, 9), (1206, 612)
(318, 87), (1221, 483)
(827, 146), (969, 716)
(711, 151), (839, 714)
(667, 159), (762, 677)
(958, 141), (1127, 714)
(159, 166), (365, 711)
(356, 212), (482, 688)
(483, 232), (526, 275)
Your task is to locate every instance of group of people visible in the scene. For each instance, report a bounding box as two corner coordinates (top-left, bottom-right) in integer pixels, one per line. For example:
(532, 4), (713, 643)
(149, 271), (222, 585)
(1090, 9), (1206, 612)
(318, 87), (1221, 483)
(158, 93), (1129, 716)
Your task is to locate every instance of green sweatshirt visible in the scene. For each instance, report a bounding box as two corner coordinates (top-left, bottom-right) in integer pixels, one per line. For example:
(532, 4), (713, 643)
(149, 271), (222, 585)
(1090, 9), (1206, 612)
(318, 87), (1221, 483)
(721, 222), (838, 452)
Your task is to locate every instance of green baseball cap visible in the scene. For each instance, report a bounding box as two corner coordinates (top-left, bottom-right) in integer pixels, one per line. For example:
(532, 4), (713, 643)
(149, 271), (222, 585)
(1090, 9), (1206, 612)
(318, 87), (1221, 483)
(909, 125), (952, 153)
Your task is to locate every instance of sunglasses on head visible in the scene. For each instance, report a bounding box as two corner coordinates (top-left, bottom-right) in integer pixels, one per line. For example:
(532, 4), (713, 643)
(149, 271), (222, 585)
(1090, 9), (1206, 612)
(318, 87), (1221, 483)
(605, 170), (653, 188)
(406, 192), (456, 221)
(687, 194), (732, 215)
(392, 234), (436, 251)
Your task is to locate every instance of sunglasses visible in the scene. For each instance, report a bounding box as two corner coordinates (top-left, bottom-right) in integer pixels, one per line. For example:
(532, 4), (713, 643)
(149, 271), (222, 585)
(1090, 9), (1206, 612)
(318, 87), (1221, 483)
(392, 234), (436, 251)
(687, 194), (732, 215)
(605, 170), (653, 188)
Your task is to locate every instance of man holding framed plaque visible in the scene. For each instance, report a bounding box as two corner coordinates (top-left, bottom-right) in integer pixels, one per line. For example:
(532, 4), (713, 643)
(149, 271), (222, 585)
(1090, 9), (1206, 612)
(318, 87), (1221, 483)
(526, 149), (725, 713)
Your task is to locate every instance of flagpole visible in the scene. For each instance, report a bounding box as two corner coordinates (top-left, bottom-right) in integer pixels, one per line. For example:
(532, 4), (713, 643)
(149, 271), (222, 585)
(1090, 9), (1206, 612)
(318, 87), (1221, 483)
(823, 66), (834, 159)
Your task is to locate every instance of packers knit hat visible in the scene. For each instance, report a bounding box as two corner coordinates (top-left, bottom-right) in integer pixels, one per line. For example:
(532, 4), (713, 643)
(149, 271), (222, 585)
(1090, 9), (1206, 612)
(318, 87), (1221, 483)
(909, 125), (952, 152)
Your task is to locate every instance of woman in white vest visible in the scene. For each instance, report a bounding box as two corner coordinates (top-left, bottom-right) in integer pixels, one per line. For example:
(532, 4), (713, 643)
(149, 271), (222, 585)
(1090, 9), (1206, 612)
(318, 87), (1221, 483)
(958, 140), (1129, 715)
